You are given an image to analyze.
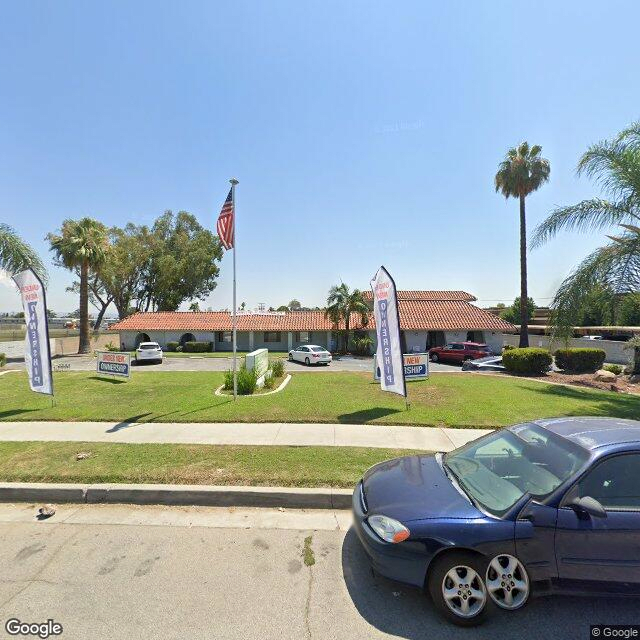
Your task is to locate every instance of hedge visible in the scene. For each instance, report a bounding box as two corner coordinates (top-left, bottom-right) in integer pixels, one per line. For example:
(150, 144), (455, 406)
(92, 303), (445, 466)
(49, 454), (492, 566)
(554, 348), (606, 373)
(166, 342), (179, 352)
(0, 353), (5, 368)
(182, 341), (214, 353)
(502, 347), (552, 376)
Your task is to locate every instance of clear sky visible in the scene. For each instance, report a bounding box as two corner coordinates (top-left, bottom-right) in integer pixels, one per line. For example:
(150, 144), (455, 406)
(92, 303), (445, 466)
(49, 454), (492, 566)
(1, 1), (638, 314)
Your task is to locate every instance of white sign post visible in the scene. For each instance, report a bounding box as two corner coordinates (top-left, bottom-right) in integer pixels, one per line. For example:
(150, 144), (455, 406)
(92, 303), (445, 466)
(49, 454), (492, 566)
(12, 268), (53, 396)
(370, 266), (407, 400)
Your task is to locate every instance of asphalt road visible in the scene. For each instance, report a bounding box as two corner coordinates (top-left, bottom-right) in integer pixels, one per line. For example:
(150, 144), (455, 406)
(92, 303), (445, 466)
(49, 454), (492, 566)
(0, 504), (635, 640)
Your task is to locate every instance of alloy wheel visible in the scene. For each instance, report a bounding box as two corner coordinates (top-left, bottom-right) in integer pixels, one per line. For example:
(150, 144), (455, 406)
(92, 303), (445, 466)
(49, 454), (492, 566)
(441, 565), (487, 619)
(485, 554), (529, 610)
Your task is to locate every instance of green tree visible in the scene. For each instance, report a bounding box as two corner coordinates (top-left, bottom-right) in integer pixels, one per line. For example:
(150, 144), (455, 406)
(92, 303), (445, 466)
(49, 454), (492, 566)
(288, 299), (301, 311)
(276, 305), (289, 312)
(137, 211), (223, 311)
(619, 293), (640, 326)
(500, 297), (536, 324)
(532, 122), (640, 352)
(47, 218), (109, 353)
(325, 283), (369, 353)
(189, 301), (201, 312)
(0, 223), (46, 280)
(495, 142), (551, 346)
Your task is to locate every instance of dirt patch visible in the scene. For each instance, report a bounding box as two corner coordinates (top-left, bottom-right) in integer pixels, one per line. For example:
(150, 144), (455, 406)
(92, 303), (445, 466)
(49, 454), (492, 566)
(538, 371), (640, 395)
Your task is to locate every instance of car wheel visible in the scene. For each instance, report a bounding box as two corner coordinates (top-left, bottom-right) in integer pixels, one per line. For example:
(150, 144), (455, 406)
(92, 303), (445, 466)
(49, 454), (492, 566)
(288, 352), (294, 361)
(430, 353), (439, 362)
(427, 552), (489, 627)
(305, 357), (310, 366)
(485, 554), (530, 611)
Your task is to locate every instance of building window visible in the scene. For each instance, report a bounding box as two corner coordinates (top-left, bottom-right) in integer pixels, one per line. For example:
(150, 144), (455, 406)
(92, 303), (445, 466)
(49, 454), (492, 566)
(295, 331), (310, 343)
(264, 331), (282, 343)
(217, 331), (232, 343)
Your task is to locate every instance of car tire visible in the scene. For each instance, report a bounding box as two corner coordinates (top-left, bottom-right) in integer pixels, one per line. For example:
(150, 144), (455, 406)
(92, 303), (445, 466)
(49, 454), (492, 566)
(427, 551), (490, 627)
(288, 352), (294, 361)
(305, 357), (310, 366)
(430, 353), (439, 362)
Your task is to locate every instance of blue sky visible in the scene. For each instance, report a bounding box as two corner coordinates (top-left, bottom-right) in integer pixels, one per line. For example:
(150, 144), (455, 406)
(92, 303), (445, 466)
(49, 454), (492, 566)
(1, 1), (638, 314)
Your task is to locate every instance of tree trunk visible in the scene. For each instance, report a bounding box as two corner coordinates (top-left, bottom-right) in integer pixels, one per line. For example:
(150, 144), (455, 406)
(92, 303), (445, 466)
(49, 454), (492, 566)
(93, 299), (112, 330)
(78, 259), (91, 354)
(634, 347), (640, 375)
(518, 194), (530, 348)
(344, 314), (350, 354)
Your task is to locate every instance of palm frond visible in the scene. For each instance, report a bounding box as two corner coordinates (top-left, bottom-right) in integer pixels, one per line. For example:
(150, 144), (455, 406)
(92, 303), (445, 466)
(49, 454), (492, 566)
(531, 198), (638, 248)
(0, 223), (47, 282)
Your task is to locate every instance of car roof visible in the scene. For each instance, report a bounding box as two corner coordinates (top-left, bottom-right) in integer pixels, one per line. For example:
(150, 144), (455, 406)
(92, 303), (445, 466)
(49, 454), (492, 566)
(460, 341), (487, 347)
(303, 345), (326, 349)
(139, 342), (160, 346)
(533, 417), (640, 450)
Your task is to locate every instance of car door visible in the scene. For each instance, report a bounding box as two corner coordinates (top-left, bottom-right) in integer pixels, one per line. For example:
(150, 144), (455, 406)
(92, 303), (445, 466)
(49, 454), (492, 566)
(449, 343), (464, 363)
(555, 452), (640, 586)
(296, 346), (307, 363)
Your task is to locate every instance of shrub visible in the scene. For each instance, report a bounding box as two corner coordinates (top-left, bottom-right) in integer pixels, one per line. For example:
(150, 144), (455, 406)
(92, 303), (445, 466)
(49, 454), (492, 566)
(176, 345), (183, 352)
(503, 347), (552, 376)
(183, 341), (212, 353)
(270, 358), (285, 378)
(104, 341), (120, 352)
(0, 353), (5, 368)
(603, 363), (623, 375)
(166, 342), (179, 352)
(351, 335), (373, 356)
(223, 365), (258, 394)
(263, 374), (275, 389)
(502, 345), (515, 352)
(554, 348), (606, 373)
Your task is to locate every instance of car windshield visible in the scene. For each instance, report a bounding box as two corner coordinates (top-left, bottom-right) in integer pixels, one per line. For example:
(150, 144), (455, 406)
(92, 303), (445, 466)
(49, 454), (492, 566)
(139, 344), (159, 350)
(310, 347), (325, 352)
(443, 424), (589, 517)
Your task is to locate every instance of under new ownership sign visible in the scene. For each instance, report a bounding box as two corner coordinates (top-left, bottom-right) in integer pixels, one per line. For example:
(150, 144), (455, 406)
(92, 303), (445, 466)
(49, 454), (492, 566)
(96, 351), (131, 378)
(374, 353), (429, 381)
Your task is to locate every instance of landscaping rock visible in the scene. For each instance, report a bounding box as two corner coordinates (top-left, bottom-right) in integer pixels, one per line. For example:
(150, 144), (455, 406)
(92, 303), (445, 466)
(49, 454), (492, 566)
(594, 369), (617, 382)
(629, 374), (640, 384)
(37, 504), (56, 519)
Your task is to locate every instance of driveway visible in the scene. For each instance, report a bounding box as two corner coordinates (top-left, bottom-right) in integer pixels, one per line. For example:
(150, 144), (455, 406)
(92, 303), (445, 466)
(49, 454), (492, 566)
(0, 503), (634, 640)
(41, 355), (461, 374)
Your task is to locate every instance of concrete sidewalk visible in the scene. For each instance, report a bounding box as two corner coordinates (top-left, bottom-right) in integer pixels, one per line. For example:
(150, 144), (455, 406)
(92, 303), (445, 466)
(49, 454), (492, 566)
(0, 421), (490, 451)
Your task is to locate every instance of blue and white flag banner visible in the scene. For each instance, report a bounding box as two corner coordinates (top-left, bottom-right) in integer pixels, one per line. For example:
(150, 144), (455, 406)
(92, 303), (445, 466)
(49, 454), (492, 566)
(370, 266), (406, 397)
(12, 268), (54, 396)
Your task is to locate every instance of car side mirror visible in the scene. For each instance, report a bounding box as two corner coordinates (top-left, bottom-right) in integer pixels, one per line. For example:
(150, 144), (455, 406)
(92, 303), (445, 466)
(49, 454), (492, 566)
(567, 496), (607, 519)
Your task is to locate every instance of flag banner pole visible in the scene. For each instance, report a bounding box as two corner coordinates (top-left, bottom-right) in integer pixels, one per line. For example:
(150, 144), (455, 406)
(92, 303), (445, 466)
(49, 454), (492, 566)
(12, 268), (54, 397)
(370, 265), (407, 399)
(230, 178), (239, 401)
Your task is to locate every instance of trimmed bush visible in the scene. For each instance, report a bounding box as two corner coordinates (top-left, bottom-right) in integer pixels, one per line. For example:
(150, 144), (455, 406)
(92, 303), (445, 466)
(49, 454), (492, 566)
(166, 342), (179, 352)
(603, 363), (623, 375)
(183, 341), (213, 353)
(270, 358), (285, 378)
(502, 345), (515, 352)
(0, 353), (5, 368)
(223, 365), (258, 395)
(554, 348), (606, 373)
(503, 347), (552, 376)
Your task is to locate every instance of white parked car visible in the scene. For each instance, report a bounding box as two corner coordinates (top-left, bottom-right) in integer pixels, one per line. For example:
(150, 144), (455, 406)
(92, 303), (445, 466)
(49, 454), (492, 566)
(135, 342), (163, 364)
(288, 345), (332, 366)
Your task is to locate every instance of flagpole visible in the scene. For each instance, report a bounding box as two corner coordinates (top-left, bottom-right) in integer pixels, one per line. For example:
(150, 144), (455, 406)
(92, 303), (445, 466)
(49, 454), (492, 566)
(230, 177), (239, 400)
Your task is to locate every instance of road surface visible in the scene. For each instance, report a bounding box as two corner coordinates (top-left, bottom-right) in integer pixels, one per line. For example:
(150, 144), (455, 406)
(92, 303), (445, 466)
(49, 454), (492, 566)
(0, 504), (634, 640)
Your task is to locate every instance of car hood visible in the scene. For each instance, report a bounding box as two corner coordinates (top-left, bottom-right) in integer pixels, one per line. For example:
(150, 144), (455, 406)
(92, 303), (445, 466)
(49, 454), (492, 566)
(362, 454), (483, 523)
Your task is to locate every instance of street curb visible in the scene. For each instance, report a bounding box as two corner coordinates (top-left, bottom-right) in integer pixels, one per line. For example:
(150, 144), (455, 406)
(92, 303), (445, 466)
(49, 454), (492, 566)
(0, 482), (353, 510)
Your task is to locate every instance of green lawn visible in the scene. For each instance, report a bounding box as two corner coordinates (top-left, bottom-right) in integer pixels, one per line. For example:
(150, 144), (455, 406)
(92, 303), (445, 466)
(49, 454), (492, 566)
(0, 441), (418, 487)
(2, 371), (639, 428)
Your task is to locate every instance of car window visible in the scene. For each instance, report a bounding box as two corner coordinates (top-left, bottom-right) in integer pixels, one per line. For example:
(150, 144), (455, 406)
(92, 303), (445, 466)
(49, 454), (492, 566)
(300, 347), (308, 352)
(444, 425), (589, 517)
(310, 347), (325, 352)
(573, 454), (640, 511)
(451, 343), (464, 350)
(139, 344), (159, 350)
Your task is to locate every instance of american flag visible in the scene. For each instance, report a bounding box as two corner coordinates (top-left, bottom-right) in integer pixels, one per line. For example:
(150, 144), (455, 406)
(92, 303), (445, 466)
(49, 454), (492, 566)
(216, 188), (234, 250)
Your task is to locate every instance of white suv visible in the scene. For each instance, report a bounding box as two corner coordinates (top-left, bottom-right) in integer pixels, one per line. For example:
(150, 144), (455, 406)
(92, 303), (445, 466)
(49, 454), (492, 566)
(135, 342), (163, 364)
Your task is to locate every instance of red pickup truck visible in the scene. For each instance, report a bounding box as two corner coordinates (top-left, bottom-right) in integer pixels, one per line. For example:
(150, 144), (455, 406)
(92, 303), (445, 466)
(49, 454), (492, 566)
(429, 342), (492, 364)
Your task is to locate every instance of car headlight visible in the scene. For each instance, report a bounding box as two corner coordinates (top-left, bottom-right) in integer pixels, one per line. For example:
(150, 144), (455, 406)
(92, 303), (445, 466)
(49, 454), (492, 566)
(367, 514), (410, 543)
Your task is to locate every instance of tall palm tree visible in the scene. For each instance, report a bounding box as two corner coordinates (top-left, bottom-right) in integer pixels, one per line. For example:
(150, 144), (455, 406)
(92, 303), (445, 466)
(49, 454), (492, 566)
(325, 283), (369, 353)
(495, 142), (551, 347)
(532, 122), (640, 371)
(47, 218), (109, 354)
(0, 223), (46, 280)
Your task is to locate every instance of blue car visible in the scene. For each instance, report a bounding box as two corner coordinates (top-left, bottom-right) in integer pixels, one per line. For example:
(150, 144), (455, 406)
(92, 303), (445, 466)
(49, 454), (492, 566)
(352, 417), (640, 626)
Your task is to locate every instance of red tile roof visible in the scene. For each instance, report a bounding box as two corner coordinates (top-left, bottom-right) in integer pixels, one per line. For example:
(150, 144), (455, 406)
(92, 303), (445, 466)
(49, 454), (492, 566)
(111, 296), (514, 333)
(363, 290), (476, 302)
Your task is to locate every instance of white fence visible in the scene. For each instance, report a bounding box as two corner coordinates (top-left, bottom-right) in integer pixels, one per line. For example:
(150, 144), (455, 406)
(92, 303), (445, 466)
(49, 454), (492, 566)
(503, 334), (631, 365)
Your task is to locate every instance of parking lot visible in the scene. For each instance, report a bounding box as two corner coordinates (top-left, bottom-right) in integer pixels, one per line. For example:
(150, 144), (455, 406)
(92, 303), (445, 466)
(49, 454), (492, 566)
(38, 354), (462, 374)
